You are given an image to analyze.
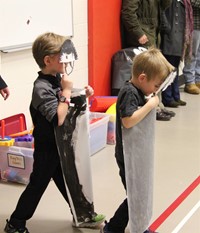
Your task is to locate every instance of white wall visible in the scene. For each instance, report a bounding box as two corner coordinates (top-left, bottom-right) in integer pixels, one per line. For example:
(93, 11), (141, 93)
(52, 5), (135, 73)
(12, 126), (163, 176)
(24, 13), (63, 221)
(0, 0), (88, 128)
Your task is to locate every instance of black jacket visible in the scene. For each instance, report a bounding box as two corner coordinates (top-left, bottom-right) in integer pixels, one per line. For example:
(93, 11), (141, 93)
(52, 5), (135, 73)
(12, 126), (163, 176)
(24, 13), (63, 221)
(0, 75), (7, 90)
(121, 0), (172, 48)
(160, 0), (185, 57)
(30, 72), (61, 143)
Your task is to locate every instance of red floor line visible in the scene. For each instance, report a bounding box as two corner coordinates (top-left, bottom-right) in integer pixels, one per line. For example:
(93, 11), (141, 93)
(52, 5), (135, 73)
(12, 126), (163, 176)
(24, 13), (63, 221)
(149, 175), (200, 231)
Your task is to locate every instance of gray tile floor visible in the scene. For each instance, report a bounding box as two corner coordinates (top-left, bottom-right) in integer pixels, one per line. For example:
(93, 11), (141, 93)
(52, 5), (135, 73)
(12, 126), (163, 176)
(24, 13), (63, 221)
(0, 89), (199, 233)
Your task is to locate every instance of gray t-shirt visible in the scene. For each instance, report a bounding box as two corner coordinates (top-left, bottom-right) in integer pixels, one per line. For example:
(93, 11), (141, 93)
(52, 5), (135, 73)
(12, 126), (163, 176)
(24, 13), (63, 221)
(115, 81), (146, 165)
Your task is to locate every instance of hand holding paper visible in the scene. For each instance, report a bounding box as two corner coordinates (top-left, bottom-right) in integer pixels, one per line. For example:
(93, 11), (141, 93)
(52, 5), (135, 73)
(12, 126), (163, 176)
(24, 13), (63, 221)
(155, 70), (177, 94)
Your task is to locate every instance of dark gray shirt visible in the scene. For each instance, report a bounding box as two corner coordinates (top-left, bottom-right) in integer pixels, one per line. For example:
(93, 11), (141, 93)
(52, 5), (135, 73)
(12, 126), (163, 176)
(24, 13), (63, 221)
(115, 81), (146, 163)
(30, 71), (61, 143)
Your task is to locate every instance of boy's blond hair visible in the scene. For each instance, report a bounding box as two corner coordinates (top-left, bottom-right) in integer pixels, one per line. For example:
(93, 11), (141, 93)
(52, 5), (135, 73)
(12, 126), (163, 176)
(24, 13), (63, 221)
(32, 32), (67, 68)
(132, 47), (174, 81)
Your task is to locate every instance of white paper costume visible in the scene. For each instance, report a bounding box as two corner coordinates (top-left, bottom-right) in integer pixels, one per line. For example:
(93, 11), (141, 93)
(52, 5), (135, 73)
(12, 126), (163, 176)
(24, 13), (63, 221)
(123, 109), (156, 233)
(54, 40), (94, 226)
(54, 91), (94, 225)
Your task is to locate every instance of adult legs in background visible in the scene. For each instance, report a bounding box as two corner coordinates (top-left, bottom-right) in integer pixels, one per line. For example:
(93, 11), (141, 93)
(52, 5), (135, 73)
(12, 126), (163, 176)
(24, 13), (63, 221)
(162, 55), (186, 107)
(184, 30), (200, 94)
(156, 92), (175, 121)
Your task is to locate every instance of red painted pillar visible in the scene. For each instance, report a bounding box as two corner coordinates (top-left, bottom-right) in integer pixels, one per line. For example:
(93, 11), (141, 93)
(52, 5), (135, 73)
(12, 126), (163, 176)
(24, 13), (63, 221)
(88, 0), (122, 96)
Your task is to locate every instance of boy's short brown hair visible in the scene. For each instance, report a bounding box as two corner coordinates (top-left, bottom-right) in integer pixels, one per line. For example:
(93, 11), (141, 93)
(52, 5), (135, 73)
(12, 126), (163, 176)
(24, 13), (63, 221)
(132, 47), (174, 81)
(32, 32), (67, 68)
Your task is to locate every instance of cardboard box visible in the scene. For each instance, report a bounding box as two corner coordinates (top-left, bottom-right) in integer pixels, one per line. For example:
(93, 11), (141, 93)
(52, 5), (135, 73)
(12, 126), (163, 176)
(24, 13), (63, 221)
(0, 146), (33, 185)
(89, 112), (109, 155)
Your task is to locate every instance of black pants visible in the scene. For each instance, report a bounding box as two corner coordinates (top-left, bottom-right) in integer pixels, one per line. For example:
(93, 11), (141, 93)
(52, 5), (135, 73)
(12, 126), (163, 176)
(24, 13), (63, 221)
(107, 159), (129, 232)
(108, 199), (128, 232)
(107, 158), (150, 233)
(162, 55), (181, 105)
(9, 142), (69, 228)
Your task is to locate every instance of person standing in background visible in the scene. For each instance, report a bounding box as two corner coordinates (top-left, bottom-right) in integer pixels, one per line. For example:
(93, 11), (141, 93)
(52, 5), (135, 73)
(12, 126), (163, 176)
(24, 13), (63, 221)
(120, 0), (175, 121)
(160, 0), (193, 107)
(0, 75), (10, 100)
(184, 0), (200, 94)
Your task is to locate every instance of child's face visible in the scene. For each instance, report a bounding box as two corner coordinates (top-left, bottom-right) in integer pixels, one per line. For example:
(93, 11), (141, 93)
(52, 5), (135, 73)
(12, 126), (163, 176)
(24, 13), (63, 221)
(44, 53), (67, 75)
(140, 75), (163, 96)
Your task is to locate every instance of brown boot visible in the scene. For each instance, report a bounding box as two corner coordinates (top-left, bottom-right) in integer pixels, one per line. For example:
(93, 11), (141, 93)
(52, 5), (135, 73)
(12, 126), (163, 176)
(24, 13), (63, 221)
(195, 82), (200, 89)
(184, 84), (200, 94)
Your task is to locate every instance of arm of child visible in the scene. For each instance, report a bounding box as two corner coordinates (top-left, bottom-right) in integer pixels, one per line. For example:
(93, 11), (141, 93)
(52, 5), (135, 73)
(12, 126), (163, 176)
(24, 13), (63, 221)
(85, 85), (94, 98)
(122, 95), (159, 128)
(57, 73), (73, 126)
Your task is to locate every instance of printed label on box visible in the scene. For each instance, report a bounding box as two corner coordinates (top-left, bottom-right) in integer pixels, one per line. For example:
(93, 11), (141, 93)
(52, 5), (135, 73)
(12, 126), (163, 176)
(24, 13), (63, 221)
(7, 153), (25, 169)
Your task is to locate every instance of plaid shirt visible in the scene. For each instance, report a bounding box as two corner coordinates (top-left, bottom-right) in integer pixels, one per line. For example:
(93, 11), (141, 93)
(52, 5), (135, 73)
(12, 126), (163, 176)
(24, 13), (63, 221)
(191, 0), (200, 30)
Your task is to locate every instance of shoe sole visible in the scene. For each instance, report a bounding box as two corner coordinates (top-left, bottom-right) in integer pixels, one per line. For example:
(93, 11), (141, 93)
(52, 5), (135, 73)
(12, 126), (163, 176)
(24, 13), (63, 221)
(4, 227), (29, 233)
(184, 90), (200, 94)
(72, 217), (105, 228)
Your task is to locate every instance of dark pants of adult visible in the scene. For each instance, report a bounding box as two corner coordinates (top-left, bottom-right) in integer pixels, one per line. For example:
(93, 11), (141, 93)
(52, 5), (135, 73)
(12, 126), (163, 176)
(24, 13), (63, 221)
(107, 159), (129, 232)
(9, 141), (70, 228)
(162, 55), (181, 105)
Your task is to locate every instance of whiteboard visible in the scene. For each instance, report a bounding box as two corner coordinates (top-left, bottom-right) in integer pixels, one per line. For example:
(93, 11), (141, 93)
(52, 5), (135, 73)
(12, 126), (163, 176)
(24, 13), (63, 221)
(0, 0), (73, 51)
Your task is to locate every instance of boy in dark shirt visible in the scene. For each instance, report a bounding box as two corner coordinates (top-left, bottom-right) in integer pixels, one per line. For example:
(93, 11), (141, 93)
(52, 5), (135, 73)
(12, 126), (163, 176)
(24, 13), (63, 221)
(101, 47), (174, 233)
(4, 32), (105, 233)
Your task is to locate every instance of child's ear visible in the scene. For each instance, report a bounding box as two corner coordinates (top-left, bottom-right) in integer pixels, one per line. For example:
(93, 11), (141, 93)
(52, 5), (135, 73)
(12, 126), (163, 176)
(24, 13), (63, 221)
(44, 55), (51, 66)
(138, 73), (147, 83)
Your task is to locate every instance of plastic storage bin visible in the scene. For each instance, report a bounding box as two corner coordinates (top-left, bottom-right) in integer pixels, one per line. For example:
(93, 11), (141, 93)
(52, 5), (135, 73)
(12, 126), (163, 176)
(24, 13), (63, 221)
(0, 146), (33, 184)
(14, 135), (34, 148)
(89, 112), (109, 155)
(105, 103), (116, 145)
(107, 114), (116, 145)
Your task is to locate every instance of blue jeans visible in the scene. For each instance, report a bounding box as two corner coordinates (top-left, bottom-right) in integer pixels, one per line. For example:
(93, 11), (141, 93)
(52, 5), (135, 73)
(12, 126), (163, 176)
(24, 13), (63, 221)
(162, 55), (181, 104)
(183, 30), (200, 84)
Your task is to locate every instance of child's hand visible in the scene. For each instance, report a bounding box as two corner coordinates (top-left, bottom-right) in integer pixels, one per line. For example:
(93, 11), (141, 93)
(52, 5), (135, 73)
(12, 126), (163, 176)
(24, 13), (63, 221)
(146, 95), (159, 109)
(138, 34), (149, 45)
(0, 87), (10, 100)
(61, 73), (73, 91)
(85, 85), (94, 98)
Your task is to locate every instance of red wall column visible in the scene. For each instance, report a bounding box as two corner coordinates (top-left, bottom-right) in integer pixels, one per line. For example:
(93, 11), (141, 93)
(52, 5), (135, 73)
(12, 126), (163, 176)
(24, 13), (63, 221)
(88, 0), (122, 96)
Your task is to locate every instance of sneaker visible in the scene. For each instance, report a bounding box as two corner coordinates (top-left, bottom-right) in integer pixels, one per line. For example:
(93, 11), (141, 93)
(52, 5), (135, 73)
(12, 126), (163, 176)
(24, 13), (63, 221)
(156, 111), (171, 121)
(184, 84), (200, 94)
(72, 213), (105, 228)
(195, 82), (200, 89)
(176, 99), (186, 106)
(161, 108), (176, 117)
(164, 100), (179, 108)
(100, 221), (123, 233)
(4, 220), (29, 233)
